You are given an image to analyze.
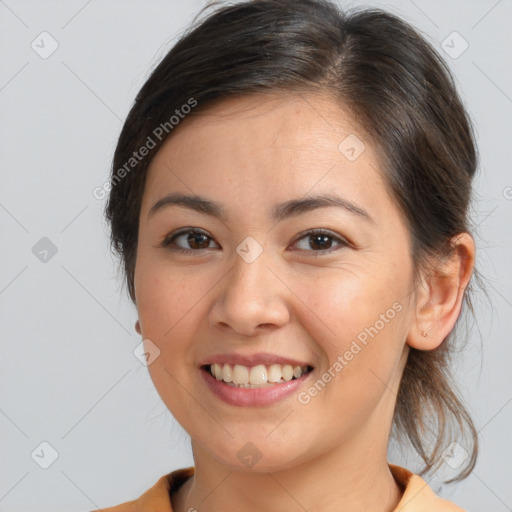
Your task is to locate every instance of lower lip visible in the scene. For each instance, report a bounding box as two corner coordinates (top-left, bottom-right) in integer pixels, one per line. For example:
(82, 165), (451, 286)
(201, 367), (312, 407)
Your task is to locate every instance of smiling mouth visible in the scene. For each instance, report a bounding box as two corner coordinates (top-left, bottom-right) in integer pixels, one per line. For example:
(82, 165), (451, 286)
(202, 363), (314, 388)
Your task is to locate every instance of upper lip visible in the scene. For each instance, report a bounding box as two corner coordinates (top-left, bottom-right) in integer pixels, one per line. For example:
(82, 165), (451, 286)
(199, 352), (314, 368)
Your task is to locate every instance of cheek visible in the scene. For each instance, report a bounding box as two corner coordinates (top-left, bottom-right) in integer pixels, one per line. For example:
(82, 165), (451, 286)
(294, 266), (408, 353)
(291, 267), (409, 409)
(134, 260), (209, 391)
(135, 259), (202, 335)
(135, 264), (209, 421)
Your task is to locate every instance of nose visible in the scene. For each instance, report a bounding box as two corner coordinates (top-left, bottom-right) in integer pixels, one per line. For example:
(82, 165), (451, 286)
(209, 248), (291, 337)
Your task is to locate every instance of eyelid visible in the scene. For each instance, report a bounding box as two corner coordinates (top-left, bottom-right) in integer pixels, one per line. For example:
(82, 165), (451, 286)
(290, 228), (351, 251)
(161, 227), (351, 254)
(160, 227), (218, 249)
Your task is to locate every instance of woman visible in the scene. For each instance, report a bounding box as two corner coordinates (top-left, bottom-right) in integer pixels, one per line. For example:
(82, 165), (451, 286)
(94, 0), (479, 510)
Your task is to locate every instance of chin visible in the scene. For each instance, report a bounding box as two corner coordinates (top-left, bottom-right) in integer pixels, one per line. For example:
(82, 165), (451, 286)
(203, 436), (310, 473)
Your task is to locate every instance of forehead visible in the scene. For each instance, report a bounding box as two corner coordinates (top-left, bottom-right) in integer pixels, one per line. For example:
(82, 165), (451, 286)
(154, 92), (362, 163)
(142, 92), (390, 219)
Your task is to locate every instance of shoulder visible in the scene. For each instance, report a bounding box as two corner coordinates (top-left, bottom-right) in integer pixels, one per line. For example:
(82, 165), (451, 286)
(89, 467), (194, 512)
(390, 464), (466, 512)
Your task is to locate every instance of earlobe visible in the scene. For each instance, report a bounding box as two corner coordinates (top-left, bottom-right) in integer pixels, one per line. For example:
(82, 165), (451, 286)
(407, 233), (475, 351)
(135, 319), (141, 335)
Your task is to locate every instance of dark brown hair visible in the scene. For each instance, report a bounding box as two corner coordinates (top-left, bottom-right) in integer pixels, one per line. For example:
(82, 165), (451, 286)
(105, 0), (479, 482)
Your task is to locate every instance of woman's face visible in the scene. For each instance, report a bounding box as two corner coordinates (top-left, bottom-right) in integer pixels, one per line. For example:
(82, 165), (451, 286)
(134, 93), (417, 471)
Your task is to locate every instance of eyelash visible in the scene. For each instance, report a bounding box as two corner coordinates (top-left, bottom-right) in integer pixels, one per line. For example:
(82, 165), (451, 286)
(160, 228), (350, 256)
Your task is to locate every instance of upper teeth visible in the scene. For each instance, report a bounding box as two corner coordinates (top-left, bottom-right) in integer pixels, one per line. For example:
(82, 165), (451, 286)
(209, 363), (309, 386)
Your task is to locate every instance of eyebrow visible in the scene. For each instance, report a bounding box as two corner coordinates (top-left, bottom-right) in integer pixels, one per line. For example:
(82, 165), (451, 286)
(147, 192), (373, 223)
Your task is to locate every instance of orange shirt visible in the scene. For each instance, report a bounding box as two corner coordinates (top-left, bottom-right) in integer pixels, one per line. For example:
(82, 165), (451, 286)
(94, 464), (464, 511)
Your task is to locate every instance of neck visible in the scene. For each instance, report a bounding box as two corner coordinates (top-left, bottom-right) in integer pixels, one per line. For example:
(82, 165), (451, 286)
(173, 431), (403, 512)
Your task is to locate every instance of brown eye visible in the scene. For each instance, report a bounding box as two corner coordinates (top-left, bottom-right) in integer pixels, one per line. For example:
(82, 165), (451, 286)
(291, 229), (349, 254)
(161, 228), (218, 254)
(182, 232), (210, 250)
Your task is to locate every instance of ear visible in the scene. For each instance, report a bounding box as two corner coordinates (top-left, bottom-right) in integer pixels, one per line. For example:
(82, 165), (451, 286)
(135, 319), (141, 335)
(407, 233), (475, 350)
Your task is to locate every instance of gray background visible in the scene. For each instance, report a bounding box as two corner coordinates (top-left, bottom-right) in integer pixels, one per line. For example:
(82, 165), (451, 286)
(1, 1), (510, 511)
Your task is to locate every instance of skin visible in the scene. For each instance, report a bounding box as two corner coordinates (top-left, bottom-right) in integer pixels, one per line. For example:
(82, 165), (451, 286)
(133, 92), (475, 512)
